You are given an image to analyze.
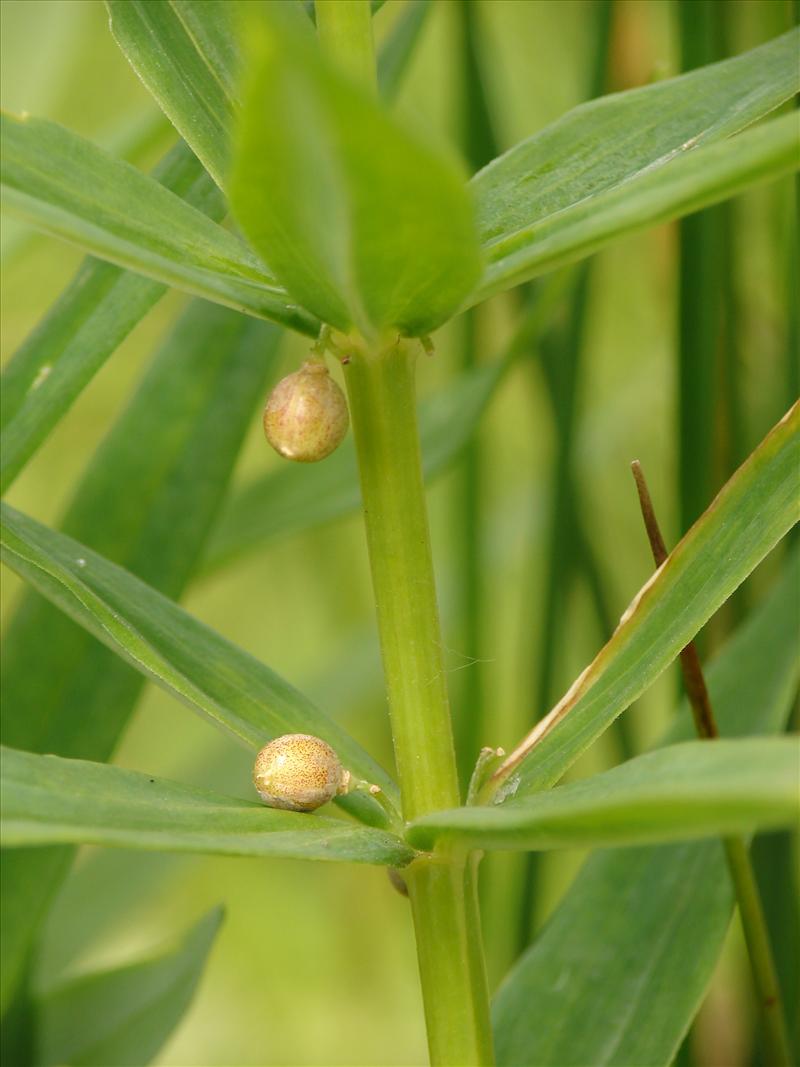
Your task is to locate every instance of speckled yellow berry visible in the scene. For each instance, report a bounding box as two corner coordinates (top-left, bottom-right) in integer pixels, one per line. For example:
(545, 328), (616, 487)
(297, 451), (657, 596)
(253, 734), (350, 812)
(263, 361), (349, 462)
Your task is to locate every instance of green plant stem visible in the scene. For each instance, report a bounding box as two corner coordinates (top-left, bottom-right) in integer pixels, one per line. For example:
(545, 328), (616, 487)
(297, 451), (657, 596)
(677, 0), (726, 657)
(344, 342), (460, 818)
(405, 856), (494, 1067)
(723, 837), (793, 1067)
(315, 0), (377, 92)
(631, 460), (792, 1067)
(318, 8), (491, 1061)
(344, 339), (493, 1065)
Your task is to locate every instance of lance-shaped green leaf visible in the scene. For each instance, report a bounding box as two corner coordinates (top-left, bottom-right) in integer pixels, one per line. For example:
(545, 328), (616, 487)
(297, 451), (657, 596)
(492, 552), (800, 1067)
(229, 2), (480, 336)
(36, 907), (223, 1067)
(489, 402), (799, 801)
(0, 113), (318, 335)
(0, 140), (223, 494)
(107, 0), (239, 190)
(1, 749), (414, 867)
(408, 738), (799, 852)
(0, 504), (399, 817)
(0, 304), (280, 1018)
(471, 28), (800, 303)
(203, 358), (506, 573)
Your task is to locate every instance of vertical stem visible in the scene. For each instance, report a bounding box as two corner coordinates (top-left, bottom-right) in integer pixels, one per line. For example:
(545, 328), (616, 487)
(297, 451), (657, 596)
(677, 0), (726, 658)
(315, 10), (491, 1062)
(345, 342), (460, 818)
(315, 0), (377, 92)
(344, 339), (493, 1065)
(405, 856), (495, 1067)
(723, 838), (793, 1067)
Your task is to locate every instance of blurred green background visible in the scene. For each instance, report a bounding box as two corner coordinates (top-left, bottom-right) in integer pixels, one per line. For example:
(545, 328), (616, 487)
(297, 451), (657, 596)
(1, 1), (796, 1064)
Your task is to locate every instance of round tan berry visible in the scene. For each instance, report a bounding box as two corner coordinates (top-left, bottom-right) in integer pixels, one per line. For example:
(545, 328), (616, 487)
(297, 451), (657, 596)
(263, 360), (349, 462)
(253, 733), (350, 812)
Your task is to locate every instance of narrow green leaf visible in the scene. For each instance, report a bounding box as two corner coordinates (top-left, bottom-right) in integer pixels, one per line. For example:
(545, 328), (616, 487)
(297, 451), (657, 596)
(0, 140), (222, 494)
(0, 113), (318, 335)
(471, 29), (800, 303)
(492, 553), (800, 1067)
(36, 907), (223, 1067)
(408, 738), (799, 852)
(2, 304), (281, 760)
(1, 749), (413, 867)
(0, 504), (399, 816)
(473, 112), (799, 304)
(676, 3), (728, 541)
(202, 358), (506, 573)
(230, 2), (481, 336)
(106, 0), (239, 190)
(377, 0), (431, 101)
(492, 403), (799, 801)
(0, 303), (280, 1018)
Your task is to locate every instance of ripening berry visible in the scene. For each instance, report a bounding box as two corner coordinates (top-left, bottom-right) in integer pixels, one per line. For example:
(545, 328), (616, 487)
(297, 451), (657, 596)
(253, 733), (350, 812)
(263, 360), (349, 462)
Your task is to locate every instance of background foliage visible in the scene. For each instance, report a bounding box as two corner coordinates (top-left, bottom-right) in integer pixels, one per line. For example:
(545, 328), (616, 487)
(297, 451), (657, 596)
(1, 1), (797, 1064)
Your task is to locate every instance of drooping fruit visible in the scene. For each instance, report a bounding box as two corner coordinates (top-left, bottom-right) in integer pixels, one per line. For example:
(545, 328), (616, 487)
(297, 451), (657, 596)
(263, 360), (349, 462)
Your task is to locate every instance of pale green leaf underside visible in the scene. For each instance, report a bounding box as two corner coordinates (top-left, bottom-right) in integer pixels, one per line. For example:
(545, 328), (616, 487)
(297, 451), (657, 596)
(495, 403), (799, 800)
(0, 504), (399, 821)
(408, 738), (800, 851)
(492, 554), (800, 1067)
(36, 907), (223, 1066)
(0, 748), (414, 867)
(471, 28), (800, 302)
(0, 113), (318, 336)
(229, 2), (481, 336)
(203, 357), (507, 573)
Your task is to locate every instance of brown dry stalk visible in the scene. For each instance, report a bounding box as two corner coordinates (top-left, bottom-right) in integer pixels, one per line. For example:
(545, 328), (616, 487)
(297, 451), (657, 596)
(630, 460), (718, 739)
